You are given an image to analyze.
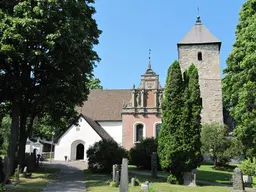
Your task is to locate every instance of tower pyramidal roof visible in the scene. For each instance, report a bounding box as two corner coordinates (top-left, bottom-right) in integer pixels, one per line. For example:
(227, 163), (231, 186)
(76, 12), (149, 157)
(178, 16), (221, 46)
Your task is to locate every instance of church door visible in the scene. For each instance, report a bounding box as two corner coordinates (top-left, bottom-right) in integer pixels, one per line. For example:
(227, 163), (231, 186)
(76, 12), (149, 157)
(76, 143), (84, 160)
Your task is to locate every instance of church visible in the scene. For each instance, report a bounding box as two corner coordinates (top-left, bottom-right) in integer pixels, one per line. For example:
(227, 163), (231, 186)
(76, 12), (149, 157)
(54, 16), (223, 161)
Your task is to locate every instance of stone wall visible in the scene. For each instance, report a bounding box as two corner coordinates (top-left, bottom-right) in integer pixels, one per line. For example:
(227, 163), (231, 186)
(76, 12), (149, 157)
(178, 44), (223, 124)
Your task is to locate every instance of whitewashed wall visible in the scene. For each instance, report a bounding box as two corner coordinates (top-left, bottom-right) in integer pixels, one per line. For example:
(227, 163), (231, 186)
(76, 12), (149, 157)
(54, 117), (102, 161)
(98, 121), (122, 145)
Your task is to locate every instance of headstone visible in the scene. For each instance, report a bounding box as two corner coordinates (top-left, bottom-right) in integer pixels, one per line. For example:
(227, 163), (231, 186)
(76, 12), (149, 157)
(131, 177), (135, 186)
(113, 165), (117, 182)
(3, 155), (9, 184)
(183, 169), (197, 187)
(23, 166), (27, 176)
(15, 165), (20, 183)
(115, 170), (120, 185)
(119, 158), (128, 192)
(141, 181), (150, 191)
(232, 168), (246, 192)
(151, 152), (157, 178)
(243, 175), (252, 184)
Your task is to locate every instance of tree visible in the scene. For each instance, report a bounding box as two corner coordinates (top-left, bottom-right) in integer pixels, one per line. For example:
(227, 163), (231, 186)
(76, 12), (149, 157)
(88, 77), (103, 90)
(0, 0), (101, 174)
(158, 61), (202, 183)
(222, 0), (256, 158)
(201, 124), (231, 166)
(157, 61), (184, 182)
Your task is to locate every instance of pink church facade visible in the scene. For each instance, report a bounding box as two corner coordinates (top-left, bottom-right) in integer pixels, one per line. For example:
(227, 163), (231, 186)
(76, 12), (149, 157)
(121, 62), (163, 149)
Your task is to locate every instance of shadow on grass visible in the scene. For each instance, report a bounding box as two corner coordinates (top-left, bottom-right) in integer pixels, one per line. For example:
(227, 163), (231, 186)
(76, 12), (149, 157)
(84, 170), (112, 189)
(197, 169), (232, 184)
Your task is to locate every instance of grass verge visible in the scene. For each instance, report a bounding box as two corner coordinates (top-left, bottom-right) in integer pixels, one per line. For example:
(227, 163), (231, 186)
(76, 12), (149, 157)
(5, 167), (60, 192)
(84, 169), (236, 192)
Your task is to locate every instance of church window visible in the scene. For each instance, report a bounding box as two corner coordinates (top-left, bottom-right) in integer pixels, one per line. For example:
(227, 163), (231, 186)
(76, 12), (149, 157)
(135, 124), (144, 142)
(155, 124), (162, 138)
(198, 52), (202, 61)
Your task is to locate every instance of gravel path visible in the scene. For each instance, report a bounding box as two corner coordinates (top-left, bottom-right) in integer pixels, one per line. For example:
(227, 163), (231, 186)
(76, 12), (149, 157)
(42, 161), (87, 192)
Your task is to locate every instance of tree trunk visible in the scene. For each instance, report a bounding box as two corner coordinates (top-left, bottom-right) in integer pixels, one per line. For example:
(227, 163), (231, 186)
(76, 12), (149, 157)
(7, 101), (20, 176)
(18, 117), (27, 170)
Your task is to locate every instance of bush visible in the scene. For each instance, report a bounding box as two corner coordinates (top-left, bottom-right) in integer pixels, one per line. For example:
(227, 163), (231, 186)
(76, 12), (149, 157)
(167, 174), (178, 184)
(86, 139), (127, 173)
(129, 137), (160, 170)
(109, 181), (118, 187)
(238, 158), (256, 176)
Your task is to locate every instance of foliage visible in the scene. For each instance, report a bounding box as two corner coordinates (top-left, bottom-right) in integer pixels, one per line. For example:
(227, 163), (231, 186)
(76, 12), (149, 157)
(201, 124), (231, 166)
(238, 158), (256, 176)
(0, 0), (101, 172)
(88, 77), (103, 90)
(86, 139), (127, 173)
(222, 0), (256, 158)
(158, 61), (202, 182)
(167, 174), (178, 184)
(129, 137), (158, 170)
(132, 177), (141, 186)
(0, 115), (10, 154)
(109, 181), (118, 187)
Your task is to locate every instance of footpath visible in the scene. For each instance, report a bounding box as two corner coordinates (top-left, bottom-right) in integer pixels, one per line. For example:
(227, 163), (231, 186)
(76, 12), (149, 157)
(42, 161), (87, 192)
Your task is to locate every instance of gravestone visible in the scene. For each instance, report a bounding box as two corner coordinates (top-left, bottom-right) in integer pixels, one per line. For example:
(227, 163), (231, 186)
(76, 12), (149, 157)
(119, 158), (128, 192)
(113, 164), (118, 182)
(232, 168), (246, 192)
(115, 170), (120, 185)
(3, 155), (9, 184)
(151, 152), (157, 178)
(183, 169), (197, 187)
(23, 166), (27, 177)
(131, 177), (135, 186)
(243, 175), (252, 184)
(141, 181), (152, 191)
(15, 165), (20, 183)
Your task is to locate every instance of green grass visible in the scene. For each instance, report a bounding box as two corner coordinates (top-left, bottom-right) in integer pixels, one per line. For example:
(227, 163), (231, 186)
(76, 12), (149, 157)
(84, 169), (237, 192)
(5, 167), (60, 192)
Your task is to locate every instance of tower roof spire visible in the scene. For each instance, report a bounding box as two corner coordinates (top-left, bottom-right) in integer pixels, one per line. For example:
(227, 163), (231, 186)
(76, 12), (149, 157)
(196, 7), (201, 24)
(145, 49), (155, 75)
(148, 49), (151, 69)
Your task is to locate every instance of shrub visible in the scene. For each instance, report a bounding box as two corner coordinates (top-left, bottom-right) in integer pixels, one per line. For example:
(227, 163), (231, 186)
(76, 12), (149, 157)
(86, 139), (127, 173)
(238, 158), (256, 176)
(167, 174), (178, 184)
(109, 181), (118, 187)
(129, 137), (159, 170)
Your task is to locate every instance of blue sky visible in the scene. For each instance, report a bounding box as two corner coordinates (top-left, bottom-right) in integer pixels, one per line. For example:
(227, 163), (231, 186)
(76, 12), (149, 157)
(93, 0), (245, 89)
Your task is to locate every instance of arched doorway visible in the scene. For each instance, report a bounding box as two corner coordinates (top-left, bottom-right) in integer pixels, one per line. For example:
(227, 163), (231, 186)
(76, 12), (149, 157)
(76, 143), (84, 160)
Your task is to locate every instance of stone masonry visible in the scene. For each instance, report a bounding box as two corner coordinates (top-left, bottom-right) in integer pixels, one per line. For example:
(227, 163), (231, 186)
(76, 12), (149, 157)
(178, 44), (223, 124)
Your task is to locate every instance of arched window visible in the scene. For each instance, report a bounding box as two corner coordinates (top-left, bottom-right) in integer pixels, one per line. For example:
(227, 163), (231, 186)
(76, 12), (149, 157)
(155, 124), (162, 138)
(198, 52), (202, 61)
(135, 124), (144, 142)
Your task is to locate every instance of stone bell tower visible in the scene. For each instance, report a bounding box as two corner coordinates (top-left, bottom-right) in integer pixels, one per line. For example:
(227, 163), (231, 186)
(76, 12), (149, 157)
(178, 16), (223, 124)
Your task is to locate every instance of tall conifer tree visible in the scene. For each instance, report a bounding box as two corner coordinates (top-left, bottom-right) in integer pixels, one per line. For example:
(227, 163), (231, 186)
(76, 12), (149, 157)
(158, 62), (202, 183)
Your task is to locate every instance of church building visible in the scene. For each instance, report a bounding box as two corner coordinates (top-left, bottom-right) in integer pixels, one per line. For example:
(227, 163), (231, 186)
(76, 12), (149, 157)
(54, 16), (223, 161)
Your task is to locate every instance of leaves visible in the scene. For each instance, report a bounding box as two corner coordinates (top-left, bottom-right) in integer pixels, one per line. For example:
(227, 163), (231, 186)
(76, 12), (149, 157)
(223, 0), (256, 158)
(158, 61), (202, 181)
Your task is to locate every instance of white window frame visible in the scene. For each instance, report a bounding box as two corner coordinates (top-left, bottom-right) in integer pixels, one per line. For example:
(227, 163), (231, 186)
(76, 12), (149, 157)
(133, 122), (146, 144)
(153, 122), (162, 138)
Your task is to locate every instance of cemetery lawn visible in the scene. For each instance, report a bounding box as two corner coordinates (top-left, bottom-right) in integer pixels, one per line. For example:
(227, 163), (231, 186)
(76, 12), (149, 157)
(5, 167), (60, 192)
(129, 164), (234, 184)
(84, 169), (233, 192)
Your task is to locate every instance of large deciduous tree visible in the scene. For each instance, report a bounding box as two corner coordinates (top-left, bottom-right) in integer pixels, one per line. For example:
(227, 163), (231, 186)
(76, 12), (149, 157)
(158, 61), (202, 183)
(222, 0), (256, 158)
(0, 0), (101, 174)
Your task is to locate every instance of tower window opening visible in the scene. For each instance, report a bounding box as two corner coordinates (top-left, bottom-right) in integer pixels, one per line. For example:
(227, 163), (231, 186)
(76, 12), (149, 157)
(198, 52), (202, 61)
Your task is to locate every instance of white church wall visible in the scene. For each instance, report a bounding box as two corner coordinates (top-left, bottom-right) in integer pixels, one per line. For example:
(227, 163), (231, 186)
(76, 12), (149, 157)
(98, 121), (122, 145)
(54, 117), (102, 161)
